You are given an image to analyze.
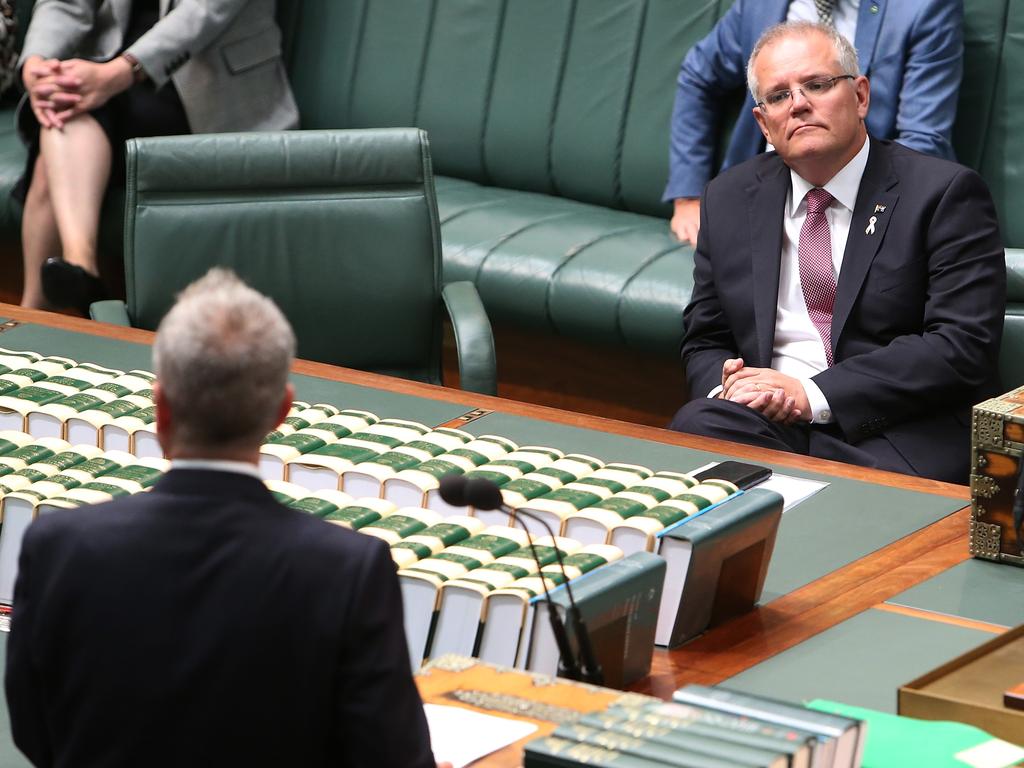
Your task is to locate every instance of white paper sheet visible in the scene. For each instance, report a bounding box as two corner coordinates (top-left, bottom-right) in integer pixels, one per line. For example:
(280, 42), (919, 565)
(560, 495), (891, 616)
(425, 703), (539, 768)
(756, 472), (829, 512)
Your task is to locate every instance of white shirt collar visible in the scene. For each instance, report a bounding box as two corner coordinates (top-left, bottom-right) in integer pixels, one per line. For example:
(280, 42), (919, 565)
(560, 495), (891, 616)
(170, 458), (262, 480)
(789, 134), (871, 217)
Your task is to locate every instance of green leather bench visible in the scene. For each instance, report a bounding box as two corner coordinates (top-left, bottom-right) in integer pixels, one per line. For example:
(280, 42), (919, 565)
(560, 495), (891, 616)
(0, 0), (1022, 364)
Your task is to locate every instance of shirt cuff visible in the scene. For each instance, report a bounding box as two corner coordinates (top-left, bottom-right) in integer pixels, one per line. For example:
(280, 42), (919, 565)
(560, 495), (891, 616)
(708, 385), (723, 399)
(802, 378), (834, 423)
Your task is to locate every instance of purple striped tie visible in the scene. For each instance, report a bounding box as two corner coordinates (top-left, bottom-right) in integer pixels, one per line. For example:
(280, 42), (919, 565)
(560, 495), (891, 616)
(799, 188), (837, 365)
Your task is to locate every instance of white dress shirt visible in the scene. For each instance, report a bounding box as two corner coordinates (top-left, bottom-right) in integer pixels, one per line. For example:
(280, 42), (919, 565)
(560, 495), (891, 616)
(773, 135), (870, 422)
(787, 0), (860, 42)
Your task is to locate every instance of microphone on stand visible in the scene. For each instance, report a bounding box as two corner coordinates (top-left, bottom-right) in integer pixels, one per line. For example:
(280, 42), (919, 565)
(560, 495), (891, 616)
(438, 474), (604, 685)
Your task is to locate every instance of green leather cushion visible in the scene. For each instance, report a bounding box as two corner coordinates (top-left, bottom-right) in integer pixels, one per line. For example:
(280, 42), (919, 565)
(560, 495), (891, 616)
(0, 109), (24, 233)
(436, 176), (692, 353)
(975, 0), (1024, 248)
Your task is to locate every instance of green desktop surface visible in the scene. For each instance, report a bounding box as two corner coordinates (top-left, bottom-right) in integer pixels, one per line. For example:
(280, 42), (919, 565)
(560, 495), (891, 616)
(887, 559), (1024, 628)
(721, 608), (995, 713)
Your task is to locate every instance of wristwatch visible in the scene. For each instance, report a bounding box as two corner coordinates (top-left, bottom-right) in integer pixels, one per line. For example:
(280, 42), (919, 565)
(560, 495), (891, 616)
(121, 52), (146, 84)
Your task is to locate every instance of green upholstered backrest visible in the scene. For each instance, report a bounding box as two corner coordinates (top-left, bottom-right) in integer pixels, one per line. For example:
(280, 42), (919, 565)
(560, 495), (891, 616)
(1002, 248), (1024, 389)
(283, 0), (720, 217)
(963, 0), (1024, 248)
(123, 128), (445, 383)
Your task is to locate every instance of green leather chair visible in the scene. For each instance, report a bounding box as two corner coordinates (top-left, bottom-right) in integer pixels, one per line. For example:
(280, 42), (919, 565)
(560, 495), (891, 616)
(90, 128), (497, 395)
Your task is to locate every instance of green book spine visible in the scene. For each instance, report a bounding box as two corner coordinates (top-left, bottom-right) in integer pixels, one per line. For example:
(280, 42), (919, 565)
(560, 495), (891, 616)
(576, 712), (787, 767)
(602, 703), (812, 764)
(552, 723), (756, 768)
(326, 505), (384, 529)
(524, 735), (691, 768)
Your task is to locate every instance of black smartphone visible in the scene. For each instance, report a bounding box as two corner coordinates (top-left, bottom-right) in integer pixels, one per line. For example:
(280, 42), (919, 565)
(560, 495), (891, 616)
(692, 460), (772, 490)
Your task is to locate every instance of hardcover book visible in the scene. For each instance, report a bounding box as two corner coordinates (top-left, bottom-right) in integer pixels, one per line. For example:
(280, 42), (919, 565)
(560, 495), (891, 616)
(399, 526), (531, 667)
(433, 446), (565, 516)
(285, 418), (431, 491)
(258, 408), (376, 480)
(524, 550), (664, 688)
(563, 472), (700, 546)
(65, 391), (153, 448)
(672, 686), (865, 768)
(593, 703), (813, 768)
(655, 488), (783, 648)
(517, 463), (655, 538)
(383, 434), (517, 509)
(341, 427), (472, 499)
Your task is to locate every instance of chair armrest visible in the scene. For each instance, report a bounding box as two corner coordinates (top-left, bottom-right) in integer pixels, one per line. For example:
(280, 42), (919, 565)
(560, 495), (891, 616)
(441, 281), (496, 396)
(89, 300), (132, 327)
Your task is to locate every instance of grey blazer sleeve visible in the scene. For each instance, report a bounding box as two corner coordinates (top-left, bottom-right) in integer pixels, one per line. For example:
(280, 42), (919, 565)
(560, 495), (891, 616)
(18, 0), (99, 66)
(127, 0), (251, 88)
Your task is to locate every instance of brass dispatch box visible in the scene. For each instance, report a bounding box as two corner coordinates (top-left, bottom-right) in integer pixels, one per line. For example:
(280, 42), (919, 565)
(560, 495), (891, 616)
(970, 388), (1024, 566)
(899, 624), (1024, 745)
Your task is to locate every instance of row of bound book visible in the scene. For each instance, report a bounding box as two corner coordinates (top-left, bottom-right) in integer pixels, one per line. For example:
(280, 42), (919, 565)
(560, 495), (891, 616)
(0, 349), (744, 556)
(525, 685), (866, 768)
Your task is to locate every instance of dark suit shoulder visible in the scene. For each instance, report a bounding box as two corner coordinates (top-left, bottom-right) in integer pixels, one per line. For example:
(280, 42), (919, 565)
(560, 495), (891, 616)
(881, 138), (987, 187)
(704, 150), (784, 198)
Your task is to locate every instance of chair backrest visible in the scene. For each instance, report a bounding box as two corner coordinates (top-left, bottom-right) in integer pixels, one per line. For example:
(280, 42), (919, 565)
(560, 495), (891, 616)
(123, 128), (446, 383)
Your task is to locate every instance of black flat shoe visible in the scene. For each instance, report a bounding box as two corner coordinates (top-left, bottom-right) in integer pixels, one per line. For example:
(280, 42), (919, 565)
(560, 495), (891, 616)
(41, 258), (107, 315)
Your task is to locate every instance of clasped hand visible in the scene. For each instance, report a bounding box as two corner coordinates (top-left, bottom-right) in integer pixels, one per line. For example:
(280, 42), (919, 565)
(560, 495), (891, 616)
(23, 55), (134, 130)
(719, 358), (810, 424)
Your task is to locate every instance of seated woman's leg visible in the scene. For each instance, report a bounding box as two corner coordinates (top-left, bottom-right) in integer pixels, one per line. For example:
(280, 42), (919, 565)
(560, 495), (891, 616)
(20, 153), (61, 309)
(38, 112), (111, 276)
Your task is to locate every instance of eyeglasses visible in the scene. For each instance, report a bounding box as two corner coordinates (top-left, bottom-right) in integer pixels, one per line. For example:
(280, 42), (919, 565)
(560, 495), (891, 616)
(757, 75), (856, 113)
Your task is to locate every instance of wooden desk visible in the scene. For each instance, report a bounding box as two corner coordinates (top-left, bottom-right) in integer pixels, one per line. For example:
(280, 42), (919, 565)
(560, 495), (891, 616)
(0, 304), (986, 766)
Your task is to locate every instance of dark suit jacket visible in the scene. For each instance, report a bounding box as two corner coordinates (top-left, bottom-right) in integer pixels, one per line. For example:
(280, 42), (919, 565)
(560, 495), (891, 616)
(5, 469), (435, 768)
(682, 138), (1005, 482)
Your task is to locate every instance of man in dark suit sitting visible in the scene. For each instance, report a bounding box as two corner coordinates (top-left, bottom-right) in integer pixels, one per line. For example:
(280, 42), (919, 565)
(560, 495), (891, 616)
(5, 269), (438, 767)
(669, 21), (1005, 484)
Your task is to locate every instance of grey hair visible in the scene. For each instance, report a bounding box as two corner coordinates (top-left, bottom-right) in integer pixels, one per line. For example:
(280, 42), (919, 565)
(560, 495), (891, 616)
(747, 21), (860, 102)
(153, 268), (296, 450)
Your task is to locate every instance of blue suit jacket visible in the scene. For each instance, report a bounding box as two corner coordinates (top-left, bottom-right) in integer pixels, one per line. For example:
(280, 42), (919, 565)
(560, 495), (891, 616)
(663, 0), (963, 200)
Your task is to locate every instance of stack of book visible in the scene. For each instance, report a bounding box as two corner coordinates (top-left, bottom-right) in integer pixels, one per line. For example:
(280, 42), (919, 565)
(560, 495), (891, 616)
(524, 685), (866, 767)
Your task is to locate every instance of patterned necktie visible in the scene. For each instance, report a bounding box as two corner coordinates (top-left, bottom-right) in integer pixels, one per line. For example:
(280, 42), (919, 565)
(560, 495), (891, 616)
(799, 187), (837, 366)
(814, 0), (836, 26)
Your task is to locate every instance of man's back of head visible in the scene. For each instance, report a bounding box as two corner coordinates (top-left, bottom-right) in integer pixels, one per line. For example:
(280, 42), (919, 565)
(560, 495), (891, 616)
(153, 268), (295, 459)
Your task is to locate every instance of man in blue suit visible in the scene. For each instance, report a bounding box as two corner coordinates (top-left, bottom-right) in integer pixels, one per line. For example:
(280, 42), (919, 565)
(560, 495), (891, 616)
(665, 0), (963, 245)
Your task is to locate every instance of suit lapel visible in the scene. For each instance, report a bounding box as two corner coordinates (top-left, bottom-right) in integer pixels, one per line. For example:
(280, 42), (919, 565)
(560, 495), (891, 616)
(747, 161), (789, 368)
(854, 0), (885, 74)
(831, 139), (899, 348)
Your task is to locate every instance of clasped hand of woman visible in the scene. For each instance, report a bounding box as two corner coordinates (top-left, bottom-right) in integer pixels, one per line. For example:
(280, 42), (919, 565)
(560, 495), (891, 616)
(22, 54), (134, 129)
